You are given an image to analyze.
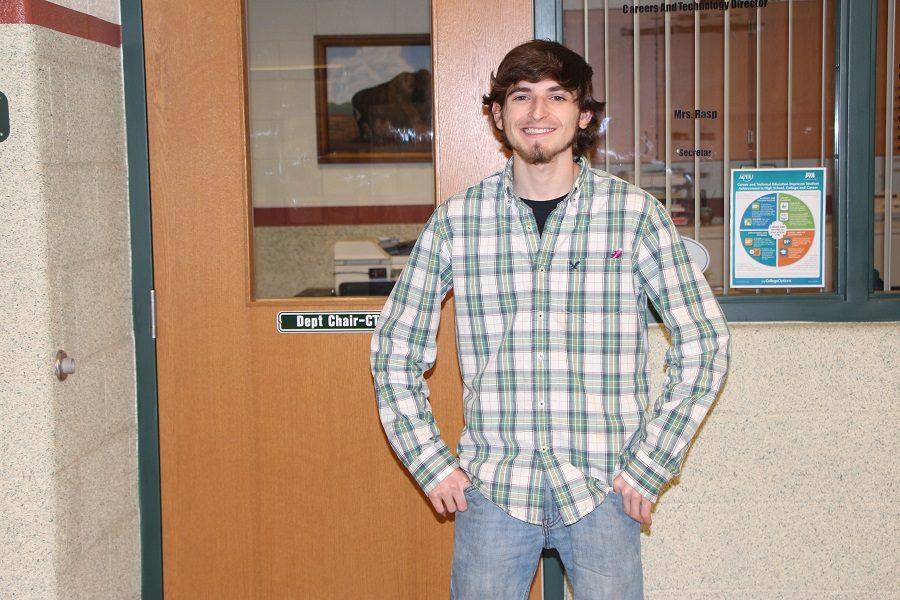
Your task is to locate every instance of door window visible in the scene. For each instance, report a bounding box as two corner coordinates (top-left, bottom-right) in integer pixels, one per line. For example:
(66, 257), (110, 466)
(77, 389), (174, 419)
(245, 0), (435, 299)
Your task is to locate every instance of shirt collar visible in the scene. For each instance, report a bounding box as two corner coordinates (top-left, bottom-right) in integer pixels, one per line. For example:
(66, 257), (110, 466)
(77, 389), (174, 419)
(502, 154), (590, 207)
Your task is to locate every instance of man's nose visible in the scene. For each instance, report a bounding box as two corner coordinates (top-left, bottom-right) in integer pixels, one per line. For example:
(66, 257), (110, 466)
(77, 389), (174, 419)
(530, 97), (546, 119)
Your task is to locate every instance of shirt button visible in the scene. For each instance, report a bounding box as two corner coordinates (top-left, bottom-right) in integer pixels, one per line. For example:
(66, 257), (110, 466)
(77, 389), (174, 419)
(539, 401), (544, 406)
(537, 353), (544, 361)
(537, 312), (543, 320)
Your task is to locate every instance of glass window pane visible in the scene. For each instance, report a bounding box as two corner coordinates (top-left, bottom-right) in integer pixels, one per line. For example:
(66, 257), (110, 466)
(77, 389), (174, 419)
(873, 0), (900, 293)
(563, 0), (837, 296)
(245, 0), (435, 299)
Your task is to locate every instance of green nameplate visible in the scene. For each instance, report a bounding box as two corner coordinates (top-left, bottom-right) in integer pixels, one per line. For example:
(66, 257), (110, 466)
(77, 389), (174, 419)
(277, 311), (381, 333)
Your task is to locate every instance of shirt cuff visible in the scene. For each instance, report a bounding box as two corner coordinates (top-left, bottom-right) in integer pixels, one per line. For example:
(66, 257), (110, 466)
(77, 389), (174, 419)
(619, 448), (673, 504)
(408, 441), (460, 495)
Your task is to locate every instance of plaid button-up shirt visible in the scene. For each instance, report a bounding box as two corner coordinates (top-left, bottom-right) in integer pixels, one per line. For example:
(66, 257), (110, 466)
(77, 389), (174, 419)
(370, 155), (731, 525)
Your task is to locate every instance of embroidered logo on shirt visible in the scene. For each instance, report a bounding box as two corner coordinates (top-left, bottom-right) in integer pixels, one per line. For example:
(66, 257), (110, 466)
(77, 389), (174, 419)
(569, 260), (580, 270)
(610, 248), (623, 259)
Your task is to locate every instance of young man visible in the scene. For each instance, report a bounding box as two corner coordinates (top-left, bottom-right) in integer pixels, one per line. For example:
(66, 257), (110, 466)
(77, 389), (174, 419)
(370, 40), (731, 599)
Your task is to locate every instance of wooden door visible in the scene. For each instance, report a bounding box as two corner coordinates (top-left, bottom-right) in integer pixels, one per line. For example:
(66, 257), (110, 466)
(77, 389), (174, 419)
(142, 0), (537, 597)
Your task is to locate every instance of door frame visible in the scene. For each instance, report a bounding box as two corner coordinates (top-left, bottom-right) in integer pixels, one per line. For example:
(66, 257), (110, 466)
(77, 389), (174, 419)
(121, 0), (164, 598)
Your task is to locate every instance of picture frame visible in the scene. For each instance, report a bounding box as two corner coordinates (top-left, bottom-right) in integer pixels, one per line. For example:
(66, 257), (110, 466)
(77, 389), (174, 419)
(313, 34), (433, 164)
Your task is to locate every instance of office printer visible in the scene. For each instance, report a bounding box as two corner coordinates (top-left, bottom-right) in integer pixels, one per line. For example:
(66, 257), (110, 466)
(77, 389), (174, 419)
(333, 237), (414, 296)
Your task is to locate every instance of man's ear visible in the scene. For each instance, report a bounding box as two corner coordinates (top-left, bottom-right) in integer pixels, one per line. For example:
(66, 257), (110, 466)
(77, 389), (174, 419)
(491, 102), (504, 130)
(579, 108), (593, 130)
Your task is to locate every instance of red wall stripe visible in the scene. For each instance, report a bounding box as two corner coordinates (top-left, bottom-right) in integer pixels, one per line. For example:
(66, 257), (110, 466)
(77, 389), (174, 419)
(0, 0), (121, 47)
(253, 205), (435, 227)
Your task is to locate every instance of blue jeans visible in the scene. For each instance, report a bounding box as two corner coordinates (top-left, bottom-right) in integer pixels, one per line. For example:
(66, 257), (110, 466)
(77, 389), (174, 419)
(450, 475), (643, 600)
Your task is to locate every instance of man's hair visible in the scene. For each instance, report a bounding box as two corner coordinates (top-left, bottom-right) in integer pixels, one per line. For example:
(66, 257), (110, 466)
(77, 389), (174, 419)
(482, 40), (605, 159)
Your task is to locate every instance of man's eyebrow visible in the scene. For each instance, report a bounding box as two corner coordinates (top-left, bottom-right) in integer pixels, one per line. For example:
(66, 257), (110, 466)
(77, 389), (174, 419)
(507, 85), (572, 95)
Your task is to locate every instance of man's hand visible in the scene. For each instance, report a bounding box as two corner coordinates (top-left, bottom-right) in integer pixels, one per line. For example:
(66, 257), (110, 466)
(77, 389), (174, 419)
(428, 468), (472, 516)
(613, 474), (653, 526)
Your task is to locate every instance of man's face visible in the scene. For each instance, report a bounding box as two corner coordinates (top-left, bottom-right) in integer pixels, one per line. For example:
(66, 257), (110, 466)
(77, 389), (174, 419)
(491, 79), (593, 165)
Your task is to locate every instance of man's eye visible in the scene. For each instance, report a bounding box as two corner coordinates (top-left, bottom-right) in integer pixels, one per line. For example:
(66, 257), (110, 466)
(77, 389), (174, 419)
(513, 95), (528, 101)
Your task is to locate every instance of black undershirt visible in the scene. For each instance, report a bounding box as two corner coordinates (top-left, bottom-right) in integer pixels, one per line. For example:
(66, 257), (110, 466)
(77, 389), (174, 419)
(521, 193), (567, 236)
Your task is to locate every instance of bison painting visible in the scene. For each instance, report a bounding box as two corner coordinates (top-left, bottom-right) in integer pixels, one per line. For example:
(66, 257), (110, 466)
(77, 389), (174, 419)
(315, 35), (433, 163)
(351, 69), (432, 146)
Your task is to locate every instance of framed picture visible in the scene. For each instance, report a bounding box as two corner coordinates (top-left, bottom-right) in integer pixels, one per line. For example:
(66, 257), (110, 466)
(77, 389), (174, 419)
(314, 34), (432, 164)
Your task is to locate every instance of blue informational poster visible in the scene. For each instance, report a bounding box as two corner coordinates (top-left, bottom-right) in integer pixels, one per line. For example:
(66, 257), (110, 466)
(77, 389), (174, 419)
(730, 168), (826, 288)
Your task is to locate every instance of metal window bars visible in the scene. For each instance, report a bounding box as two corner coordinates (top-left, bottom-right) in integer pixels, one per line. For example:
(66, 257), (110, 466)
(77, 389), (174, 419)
(567, 0), (844, 295)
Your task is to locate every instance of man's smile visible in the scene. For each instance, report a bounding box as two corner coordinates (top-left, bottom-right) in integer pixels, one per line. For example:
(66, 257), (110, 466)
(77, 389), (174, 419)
(522, 127), (556, 137)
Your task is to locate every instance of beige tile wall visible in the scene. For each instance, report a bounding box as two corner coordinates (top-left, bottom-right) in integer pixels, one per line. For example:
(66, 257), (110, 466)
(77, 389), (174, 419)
(47, 0), (120, 24)
(561, 321), (900, 599)
(0, 16), (138, 600)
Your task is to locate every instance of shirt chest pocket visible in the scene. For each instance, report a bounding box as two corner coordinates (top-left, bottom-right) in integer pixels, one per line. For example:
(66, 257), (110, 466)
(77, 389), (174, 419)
(550, 252), (635, 327)
(558, 254), (635, 328)
(564, 256), (634, 378)
(579, 254), (631, 303)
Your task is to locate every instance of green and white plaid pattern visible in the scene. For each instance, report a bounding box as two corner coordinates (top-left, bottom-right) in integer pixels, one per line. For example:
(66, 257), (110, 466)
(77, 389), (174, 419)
(370, 155), (731, 525)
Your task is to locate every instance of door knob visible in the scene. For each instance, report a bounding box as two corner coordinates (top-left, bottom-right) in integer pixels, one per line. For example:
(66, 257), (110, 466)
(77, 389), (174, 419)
(55, 350), (76, 381)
